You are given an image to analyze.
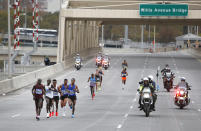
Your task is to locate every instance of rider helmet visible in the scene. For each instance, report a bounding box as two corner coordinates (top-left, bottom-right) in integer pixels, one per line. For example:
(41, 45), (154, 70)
(148, 75), (154, 81)
(181, 77), (186, 81)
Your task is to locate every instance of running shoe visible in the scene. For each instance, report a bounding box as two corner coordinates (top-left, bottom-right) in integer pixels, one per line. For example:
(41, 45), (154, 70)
(56, 112), (58, 116)
(49, 112), (52, 117)
(52, 112), (54, 116)
(71, 114), (74, 118)
(47, 113), (49, 118)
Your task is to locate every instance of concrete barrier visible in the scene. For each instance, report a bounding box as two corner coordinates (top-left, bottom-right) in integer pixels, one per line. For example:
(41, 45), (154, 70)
(0, 62), (65, 94)
(0, 47), (101, 94)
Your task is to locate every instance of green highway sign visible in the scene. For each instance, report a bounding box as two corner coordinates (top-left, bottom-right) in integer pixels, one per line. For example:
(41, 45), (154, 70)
(139, 4), (188, 16)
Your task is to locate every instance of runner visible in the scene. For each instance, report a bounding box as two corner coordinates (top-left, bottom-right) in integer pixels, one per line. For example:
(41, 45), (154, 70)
(32, 79), (45, 121)
(95, 69), (101, 91)
(67, 78), (80, 118)
(44, 79), (53, 118)
(51, 79), (59, 117)
(88, 73), (96, 100)
(98, 66), (104, 86)
(58, 79), (69, 116)
(121, 68), (128, 89)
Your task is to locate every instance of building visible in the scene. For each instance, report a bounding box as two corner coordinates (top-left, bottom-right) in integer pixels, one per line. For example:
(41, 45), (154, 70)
(176, 33), (201, 48)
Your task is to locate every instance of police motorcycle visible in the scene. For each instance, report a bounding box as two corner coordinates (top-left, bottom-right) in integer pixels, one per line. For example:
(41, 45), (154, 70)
(74, 55), (82, 70)
(96, 56), (102, 67)
(102, 57), (110, 70)
(138, 78), (154, 117)
(163, 72), (174, 92)
(174, 86), (191, 109)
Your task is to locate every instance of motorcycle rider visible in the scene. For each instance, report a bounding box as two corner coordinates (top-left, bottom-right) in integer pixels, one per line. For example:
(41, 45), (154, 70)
(96, 53), (103, 66)
(161, 64), (171, 76)
(138, 77), (156, 111)
(175, 77), (191, 103)
(148, 75), (157, 111)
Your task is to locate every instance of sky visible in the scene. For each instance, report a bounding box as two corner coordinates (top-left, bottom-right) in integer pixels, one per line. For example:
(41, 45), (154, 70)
(45, 0), (60, 13)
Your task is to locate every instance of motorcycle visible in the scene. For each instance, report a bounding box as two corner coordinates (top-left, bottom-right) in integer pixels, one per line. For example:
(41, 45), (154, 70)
(96, 57), (102, 67)
(163, 72), (174, 92)
(174, 87), (190, 109)
(140, 87), (153, 117)
(75, 59), (81, 70)
(102, 59), (109, 70)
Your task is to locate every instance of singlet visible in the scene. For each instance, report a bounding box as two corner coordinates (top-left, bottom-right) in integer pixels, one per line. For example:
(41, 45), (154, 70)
(45, 84), (53, 98)
(122, 72), (127, 77)
(99, 70), (103, 76)
(68, 84), (76, 96)
(52, 85), (59, 97)
(61, 84), (68, 96)
(34, 84), (44, 98)
(95, 73), (100, 82)
(90, 77), (96, 87)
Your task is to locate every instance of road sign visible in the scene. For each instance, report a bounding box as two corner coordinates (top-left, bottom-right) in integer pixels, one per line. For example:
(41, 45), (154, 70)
(139, 4), (188, 16)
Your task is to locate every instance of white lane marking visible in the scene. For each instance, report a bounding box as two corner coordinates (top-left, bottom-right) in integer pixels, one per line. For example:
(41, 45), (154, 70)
(84, 85), (88, 88)
(2, 93), (6, 96)
(12, 114), (20, 118)
(130, 106), (133, 109)
(133, 98), (136, 102)
(198, 109), (201, 112)
(117, 124), (122, 129)
(192, 101), (195, 104)
(124, 114), (128, 118)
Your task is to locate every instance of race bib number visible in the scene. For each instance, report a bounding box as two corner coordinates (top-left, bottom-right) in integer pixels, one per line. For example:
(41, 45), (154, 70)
(36, 89), (42, 95)
(53, 91), (59, 96)
(69, 90), (75, 95)
(62, 90), (68, 95)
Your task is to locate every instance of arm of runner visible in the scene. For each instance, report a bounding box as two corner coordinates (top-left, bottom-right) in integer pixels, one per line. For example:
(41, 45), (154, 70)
(75, 85), (80, 93)
(42, 85), (45, 95)
(32, 86), (35, 96)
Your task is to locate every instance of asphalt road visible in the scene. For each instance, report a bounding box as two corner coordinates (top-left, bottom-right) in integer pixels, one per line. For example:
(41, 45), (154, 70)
(0, 51), (201, 131)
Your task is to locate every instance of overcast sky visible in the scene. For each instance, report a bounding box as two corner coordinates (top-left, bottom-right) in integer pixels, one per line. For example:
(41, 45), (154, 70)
(45, 0), (60, 13)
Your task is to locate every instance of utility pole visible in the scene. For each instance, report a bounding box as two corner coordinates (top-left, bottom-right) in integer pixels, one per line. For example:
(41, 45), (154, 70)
(124, 25), (128, 45)
(102, 25), (104, 45)
(154, 25), (156, 52)
(8, 0), (12, 78)
(141, 25), (144, 48)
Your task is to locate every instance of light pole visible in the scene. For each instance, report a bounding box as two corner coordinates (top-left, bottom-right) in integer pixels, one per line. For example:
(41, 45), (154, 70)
(8, 0), (12, 78)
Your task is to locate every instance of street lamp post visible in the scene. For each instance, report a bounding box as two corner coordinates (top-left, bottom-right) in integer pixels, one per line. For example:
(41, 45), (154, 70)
(8, 0), (12, 78)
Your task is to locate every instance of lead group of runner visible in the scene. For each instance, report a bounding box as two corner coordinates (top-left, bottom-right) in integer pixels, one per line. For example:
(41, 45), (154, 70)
(32, 78), (79, 120)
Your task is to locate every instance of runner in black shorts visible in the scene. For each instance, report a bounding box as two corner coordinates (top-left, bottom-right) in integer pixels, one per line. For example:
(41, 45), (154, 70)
(52, 79), (59, 116)
(45, 79), (53, 118)
(58, 79), (69, 116)
(67, 78), (79, 118)
(32, 79), (45, 120)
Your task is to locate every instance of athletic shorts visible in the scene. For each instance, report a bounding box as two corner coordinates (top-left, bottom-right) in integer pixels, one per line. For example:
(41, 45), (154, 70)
(122, 77), (126, 80)
(60, 95), (68, 100)
(68, 95), (77, 101)
(53, 96), (59, 101)
(34, 97), (43, 108)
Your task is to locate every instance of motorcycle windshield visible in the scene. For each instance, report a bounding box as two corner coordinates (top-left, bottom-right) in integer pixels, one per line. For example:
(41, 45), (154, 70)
(142, 87), (151, 93)
(76, 59), (80, 63)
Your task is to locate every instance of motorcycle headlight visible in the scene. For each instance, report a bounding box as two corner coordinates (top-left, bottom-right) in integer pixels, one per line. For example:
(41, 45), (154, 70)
(143, 93), (150, 99)
(180, 90), (184, 96)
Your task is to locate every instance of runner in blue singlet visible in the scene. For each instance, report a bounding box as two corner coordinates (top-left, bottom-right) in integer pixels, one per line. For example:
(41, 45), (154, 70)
(88, 73), (96, 100)
(67, 78), (79, 118)
(58, 79), (68, 116)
